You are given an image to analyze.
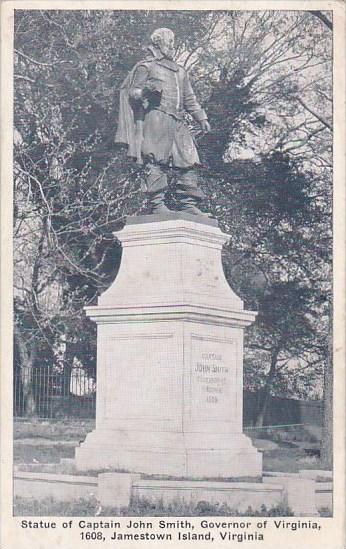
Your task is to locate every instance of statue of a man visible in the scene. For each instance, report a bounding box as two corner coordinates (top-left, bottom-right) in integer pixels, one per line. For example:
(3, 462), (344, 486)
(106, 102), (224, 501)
(115, 28), (211, 216)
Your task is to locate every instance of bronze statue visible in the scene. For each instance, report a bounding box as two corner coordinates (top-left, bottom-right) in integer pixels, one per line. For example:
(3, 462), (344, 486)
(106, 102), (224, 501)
(115, 28), (211, 216)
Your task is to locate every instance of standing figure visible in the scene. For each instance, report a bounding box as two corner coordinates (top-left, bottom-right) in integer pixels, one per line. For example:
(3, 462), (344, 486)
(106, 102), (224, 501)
(115, 28), (211, 215)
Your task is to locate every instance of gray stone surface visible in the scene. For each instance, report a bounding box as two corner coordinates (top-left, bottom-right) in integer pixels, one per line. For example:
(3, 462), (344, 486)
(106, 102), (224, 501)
(14, 472), (97, 502)
(98, 473), (141, 507)
(299, 469), (332, 480)
(126, 211), (218, 227)
(266, 476), (317, 515)
(76, 217), (261, 477)
(14, 471), (331, 515)
(315, 482), (333, 511)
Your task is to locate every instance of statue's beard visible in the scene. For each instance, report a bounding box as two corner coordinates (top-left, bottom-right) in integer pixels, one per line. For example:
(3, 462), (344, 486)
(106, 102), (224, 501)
(160, 45), (175, 60)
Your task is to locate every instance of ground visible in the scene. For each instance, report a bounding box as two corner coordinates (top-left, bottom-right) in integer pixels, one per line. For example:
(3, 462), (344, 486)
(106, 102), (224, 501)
(13, 419), (93, 465)
(13, 419), (331, 516)
(13, 419), (325, 474)
(13, 495), (295, 517)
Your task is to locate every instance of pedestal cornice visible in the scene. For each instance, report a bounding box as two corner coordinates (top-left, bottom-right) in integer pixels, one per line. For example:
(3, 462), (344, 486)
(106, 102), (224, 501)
(85, 302), (257, 327)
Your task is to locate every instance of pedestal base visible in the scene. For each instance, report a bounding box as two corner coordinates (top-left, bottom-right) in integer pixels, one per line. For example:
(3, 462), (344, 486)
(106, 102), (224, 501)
(76, 216), (262, 479)
(75, 430), (262, 478)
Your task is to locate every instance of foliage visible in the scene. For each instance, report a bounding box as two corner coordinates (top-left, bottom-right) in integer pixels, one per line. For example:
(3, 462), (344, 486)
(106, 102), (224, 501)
(13, 495), (294, 516)
(13, 10), (332, 423)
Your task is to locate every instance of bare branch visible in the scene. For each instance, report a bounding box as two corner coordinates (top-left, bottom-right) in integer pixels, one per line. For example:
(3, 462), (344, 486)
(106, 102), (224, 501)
(14, 74), (35, 83)
(308, 11), (333, 30)
(14, 48), (68, 67)
(295, 96), (333, 131)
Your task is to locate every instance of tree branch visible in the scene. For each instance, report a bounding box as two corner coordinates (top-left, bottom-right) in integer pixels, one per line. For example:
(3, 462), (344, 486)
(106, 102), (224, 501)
(14, 74), (35, 83)
(295, 96), (333, 131)
(308, 11), (333, 31)
(15, 48), (68, 67)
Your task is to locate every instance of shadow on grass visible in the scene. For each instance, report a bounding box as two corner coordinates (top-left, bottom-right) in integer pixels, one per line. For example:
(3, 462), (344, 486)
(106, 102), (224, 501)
(14, 444), (75, 464)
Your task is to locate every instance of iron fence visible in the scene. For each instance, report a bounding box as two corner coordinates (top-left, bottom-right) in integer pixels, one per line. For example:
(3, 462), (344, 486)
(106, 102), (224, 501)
(13, 367), (323, 426)
(14, 367), (96, 419)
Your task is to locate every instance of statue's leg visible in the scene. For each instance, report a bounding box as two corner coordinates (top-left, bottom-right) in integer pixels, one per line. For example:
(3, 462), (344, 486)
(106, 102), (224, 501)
(175, 169), (209, 216)
(145, 162), (171, 214)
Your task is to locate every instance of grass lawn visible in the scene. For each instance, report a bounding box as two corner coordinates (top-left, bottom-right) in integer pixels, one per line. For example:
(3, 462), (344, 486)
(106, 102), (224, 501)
(13, 419), (94, 464)
(14, 495), (332, 517)
(13, 420), (326, 473)
(14, 443), (75, 464)
(263, 448), (322, 473)
(13, 420), (331, 517)
(13, 495), (294, 517)
(247, 424), (325, 473)
(14, 419), (95, 441)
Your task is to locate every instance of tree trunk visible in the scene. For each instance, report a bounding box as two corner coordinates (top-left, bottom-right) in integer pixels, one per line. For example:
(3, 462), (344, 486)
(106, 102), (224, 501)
(62, 360), (73, 396)
(21, 364), (36, 417)
(254, 349), (279, 428)
(15, 329), (37, 417)
(15, 219), (45, 417)
(321, 316), (333, 468)
(254, 385), (272, 428)
(61, 339), (73, 395)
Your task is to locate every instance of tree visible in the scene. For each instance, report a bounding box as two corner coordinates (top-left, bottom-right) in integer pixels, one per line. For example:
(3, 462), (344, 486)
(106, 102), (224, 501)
(214, 152), (331, 425)
(13, 10), (222, 414)
(13, 10), (332, 430)
(184, 11), (332, 427)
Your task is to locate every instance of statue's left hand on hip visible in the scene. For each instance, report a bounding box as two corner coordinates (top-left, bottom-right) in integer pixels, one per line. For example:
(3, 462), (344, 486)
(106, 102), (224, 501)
(200, 120), (211, 133)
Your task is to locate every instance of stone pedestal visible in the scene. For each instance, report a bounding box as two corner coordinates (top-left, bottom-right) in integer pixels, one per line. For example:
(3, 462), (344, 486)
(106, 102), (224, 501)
(75, 213), (262, 477)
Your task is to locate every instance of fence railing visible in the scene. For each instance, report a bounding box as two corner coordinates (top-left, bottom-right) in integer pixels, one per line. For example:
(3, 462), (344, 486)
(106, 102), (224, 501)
(14, 368), (96, 419)
(13, 368), (323, 426)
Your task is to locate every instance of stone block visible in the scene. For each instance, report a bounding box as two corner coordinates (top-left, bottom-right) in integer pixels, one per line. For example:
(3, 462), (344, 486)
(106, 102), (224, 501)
(299, 469), (332, 480)
(266, 475), (317, 515)
(315, 482), (333, 512)
(98, 473), (141, 508)
(13, 472), (97, 503)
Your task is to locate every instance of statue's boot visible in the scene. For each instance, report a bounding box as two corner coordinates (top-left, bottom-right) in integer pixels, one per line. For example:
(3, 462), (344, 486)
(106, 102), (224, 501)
(180, 196), (210, 217)
(147, 192), (171, 214)
(144, 164), (171, 214)
(176, 169), (210, 217)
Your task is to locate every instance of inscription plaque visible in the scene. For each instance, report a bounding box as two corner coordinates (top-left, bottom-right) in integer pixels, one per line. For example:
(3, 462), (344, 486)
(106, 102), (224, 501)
(190, 336), (238, 421)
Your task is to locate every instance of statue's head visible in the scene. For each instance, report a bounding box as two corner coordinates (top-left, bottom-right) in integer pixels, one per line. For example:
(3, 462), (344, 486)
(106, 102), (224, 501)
(150, 28), (175, 60)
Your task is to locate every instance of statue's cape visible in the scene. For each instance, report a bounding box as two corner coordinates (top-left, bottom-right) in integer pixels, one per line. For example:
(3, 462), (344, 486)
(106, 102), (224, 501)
(115, 53), (179, 158)
(115, 59), (156, 158)
(114, 65), (138, 158)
